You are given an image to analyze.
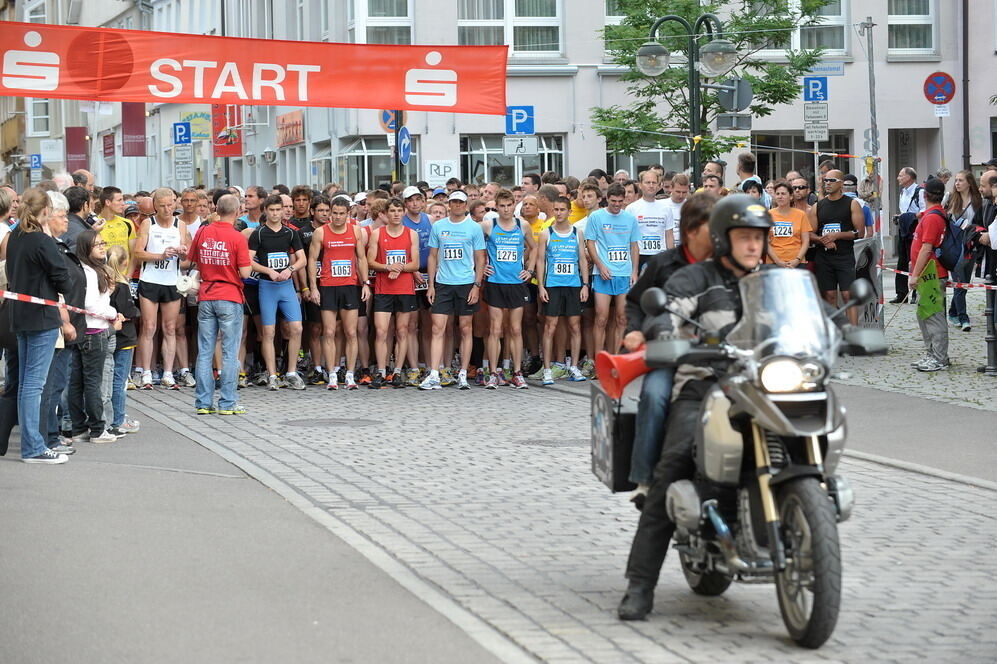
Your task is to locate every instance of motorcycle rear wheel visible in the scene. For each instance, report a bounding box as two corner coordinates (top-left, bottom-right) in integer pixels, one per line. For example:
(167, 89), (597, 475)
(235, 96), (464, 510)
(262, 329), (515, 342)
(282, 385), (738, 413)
(775, 478), (841, 648)
(679, 551), (732, 596)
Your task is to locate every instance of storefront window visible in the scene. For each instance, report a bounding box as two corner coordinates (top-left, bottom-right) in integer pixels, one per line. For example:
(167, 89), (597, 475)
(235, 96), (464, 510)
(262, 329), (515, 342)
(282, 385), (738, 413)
(335, 136), (418, 192)
(460, 134), (563, 186)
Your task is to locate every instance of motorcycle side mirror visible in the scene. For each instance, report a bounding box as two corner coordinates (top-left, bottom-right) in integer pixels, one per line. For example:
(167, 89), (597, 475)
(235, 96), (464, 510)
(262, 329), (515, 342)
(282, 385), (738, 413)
(640, 287), (668, 317)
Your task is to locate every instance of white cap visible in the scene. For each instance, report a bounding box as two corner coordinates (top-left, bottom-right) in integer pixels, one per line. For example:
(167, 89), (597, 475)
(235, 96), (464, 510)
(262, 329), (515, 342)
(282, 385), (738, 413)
(354, 191), (368, 203)
(448, 190), (468, 202)
(332, 193), (353, 206)
(402, 185), (422, 199)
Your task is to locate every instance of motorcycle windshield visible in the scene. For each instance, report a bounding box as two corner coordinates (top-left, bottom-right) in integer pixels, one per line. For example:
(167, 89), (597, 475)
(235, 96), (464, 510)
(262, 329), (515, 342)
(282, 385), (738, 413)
(725, 269), (837, 363)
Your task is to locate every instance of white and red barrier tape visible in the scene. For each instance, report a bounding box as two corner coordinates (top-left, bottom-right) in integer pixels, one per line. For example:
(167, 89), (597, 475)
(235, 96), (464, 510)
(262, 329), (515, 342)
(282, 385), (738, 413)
(877, 263), (997, 291)
(0, 288), (117, 321)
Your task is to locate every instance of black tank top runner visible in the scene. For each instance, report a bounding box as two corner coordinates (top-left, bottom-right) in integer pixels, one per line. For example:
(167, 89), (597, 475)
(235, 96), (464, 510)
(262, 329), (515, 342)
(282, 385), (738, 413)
(815, 195), (855, 255)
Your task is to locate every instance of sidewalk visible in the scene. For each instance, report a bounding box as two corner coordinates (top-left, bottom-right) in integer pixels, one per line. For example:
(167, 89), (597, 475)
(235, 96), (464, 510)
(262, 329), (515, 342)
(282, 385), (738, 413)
(0, 415), (506, 664)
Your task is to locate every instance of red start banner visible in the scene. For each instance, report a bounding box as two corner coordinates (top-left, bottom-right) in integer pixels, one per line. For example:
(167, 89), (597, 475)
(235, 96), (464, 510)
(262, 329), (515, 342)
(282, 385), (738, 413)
(0, 21), (508, 115)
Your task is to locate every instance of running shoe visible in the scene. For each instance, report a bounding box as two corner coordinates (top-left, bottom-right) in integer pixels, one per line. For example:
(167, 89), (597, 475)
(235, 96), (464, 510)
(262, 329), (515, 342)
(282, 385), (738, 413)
(419, 374), (442, 390)
(568, 366), (587, 382)
(440, 369), (456, 387)
(358, 368), (373, 385)
(345, 376), (358, 390)
(467, 366), (478, 379)
(237, 373), (249, 389)
(551, 363), (569, 380)
(542, 368), (555, 386)
(308, 368), (327, 385)
(91, 430), (118, 444)
(140, 370), (153, 390)
(49, 440), (76, 455)
(284, 372), (306, 390)
(196, 407), (216, 415)
(915, 357), (947, 372)
(523, 355), (543, 377)
(161, 372), (178, 389)
(580, 359), (596, 379)
(268, 374), (280, 391)
(126, 377), (137, 390)
(218, 405), (248, 415)
(962, 322), (972, 332)
(22, 449), (68, 464)
(119, 418), (141, 433)
(947, 315), (961, 327)
(496, 370), (509, 387)
(474, 371), (485, 386)
(178, 369), (197, 388)
(909, 353), (932, 368)
(336, 367), (347, 385)
(406, 368), (421, 387)
(327, 373), (339, 390)
(369, 373), (386, 389)
(253, 371), (269, 387)
(527, 365), (546, 381)
(484, 373), (499, 389)
(457, 372), (471, 390)
(390, 372), (406, 389)
(106, 427), (128, 439)
(511, 372), (529, 389)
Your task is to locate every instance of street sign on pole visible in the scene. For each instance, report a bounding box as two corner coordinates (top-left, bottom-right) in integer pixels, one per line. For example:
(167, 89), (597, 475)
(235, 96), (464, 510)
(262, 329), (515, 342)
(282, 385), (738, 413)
(174, 144), (193, 180)
(503, 135), (539, 156)
(923, 72), (955, 105)
(803, 102), (828, 123)
(802, 77), (828, 102)
(505, 106), (535, 135)
(934, 104), (950, 118)
(379, 110), (406, 133)
(398, 126), (412, 166)
(716, 78), (753, 113)
(172, 122), (191, 145)
(804, 123), (829, 143)
(29, 154), (42, 169)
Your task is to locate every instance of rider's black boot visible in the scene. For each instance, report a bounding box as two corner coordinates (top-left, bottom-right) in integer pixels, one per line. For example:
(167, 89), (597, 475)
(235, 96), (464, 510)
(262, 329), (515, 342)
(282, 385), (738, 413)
(617, 579), (655, 620)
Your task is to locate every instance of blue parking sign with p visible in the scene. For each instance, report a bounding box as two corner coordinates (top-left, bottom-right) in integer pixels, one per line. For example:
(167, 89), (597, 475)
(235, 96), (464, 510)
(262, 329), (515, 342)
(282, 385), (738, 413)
(172, 122), (191, 145)
(802, 77), (828, 102)
(29, 154), (42, 169)
(506, 106), (534, 135)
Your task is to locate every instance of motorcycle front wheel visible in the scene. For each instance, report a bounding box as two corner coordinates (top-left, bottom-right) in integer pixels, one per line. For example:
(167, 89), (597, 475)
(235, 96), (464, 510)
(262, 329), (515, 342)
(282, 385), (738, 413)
(775, 478), (841, 648)
(679, 551), (732, 596)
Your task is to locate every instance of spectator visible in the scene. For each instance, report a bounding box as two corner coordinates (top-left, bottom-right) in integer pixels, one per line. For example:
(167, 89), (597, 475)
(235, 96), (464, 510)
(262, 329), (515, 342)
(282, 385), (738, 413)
(767, 180), (810, 268)
(893, 167), (925, 303)
(68, 230), (120, 445)
(62, 185), (93, 252)
(842, 174), (874, 238)
(106, 245), (141, 436)
(908, 178), (950, 372)
(187, 194), (252, 415)
(946, 170), (982, 332)
(735, 152), (770, 208)
(5, 188), (76, 463)
(613, 169), (630, 185)
(741, 179), (764, 200)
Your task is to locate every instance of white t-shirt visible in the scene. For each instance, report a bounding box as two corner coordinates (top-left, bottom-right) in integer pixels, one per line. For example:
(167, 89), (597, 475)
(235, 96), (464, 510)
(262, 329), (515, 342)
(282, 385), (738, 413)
(663, 198), (685, 246)
(627, 198), (675, 256)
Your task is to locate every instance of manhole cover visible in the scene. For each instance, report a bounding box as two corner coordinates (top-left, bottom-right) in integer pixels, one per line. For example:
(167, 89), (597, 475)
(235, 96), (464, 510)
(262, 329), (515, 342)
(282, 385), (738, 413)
(280, 418), (380, 428)
(518, 438), (589, 448)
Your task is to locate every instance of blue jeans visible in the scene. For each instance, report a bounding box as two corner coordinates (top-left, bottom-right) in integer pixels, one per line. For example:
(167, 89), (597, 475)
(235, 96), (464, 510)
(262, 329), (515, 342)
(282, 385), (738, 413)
(947, 260), (974, 326)
(41, 347), (72, 445)
(69, 331), (110, 437)
(16, 328), (60, 459)
(628, 367), (675, 485)
(196, 299), (243, 411)
(101, 333), (117, 427)
(111, 346), (134, 428)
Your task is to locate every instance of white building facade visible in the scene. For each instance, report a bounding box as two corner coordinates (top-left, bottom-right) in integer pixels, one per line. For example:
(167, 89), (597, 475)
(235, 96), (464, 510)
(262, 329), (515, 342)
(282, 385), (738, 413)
(4, 0), (997, 216)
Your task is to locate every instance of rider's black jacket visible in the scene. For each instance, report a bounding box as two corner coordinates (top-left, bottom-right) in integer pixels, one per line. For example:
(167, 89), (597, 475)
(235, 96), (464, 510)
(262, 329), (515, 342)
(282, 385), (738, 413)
(624, 247), (692, 335)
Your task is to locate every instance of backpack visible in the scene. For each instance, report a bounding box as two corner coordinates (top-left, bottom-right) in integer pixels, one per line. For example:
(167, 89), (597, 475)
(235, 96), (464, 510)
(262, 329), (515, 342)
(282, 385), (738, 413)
(925, 208), (971, 272)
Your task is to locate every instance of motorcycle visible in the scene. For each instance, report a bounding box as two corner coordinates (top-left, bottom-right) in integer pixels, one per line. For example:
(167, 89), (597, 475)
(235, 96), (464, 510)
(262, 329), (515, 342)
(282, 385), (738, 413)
(592, 269), (886, 648)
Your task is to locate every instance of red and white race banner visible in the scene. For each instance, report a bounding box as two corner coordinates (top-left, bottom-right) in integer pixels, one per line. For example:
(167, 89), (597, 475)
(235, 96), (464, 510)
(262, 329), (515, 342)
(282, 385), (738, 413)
(0, 21), (508, 115)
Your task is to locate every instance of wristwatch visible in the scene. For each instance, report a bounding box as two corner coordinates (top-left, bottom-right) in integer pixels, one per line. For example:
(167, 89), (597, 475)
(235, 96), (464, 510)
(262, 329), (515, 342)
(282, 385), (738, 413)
(473, 282), (482, 287)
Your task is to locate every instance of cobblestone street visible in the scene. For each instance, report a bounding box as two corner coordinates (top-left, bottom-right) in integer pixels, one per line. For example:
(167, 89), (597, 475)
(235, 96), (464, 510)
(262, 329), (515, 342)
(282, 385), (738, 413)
(133, 347), (997, 663)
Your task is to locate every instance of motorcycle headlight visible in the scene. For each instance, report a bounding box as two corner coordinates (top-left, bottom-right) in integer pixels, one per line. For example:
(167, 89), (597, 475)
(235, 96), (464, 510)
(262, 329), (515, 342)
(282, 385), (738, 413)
(759, 358), (824, 393)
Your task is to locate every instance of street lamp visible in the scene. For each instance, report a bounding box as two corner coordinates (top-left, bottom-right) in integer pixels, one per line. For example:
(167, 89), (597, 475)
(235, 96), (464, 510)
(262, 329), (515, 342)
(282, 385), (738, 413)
(635, 13), (740, 187)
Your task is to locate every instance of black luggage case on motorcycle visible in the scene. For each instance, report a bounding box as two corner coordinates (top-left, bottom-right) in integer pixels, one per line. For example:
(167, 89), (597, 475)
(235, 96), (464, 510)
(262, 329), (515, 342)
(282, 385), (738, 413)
(590, 383), (637, 493)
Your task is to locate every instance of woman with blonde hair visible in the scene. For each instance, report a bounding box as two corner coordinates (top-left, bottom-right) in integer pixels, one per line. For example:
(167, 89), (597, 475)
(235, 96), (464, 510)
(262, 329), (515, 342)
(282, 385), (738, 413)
(946, 170), (982, 331)
(4, 188), (77, 462)
(106, 245), (141, 436)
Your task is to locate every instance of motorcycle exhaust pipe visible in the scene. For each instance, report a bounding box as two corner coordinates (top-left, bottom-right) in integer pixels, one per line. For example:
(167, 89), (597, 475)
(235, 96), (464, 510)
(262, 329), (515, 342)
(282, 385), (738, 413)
(595, 348), (650, 400)
(703, 500), (771, 574)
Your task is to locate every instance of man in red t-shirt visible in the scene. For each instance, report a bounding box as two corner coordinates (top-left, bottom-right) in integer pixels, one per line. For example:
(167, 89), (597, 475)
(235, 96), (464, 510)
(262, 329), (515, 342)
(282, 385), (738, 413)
(187, 194), (252, 413)
(908, 178), (949, 372)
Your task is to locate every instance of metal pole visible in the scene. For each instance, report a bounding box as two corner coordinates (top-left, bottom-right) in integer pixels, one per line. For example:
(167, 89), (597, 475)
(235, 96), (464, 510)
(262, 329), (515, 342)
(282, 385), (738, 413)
(393, 109), (402, 183)
(813, 142), (819, 192)
(860, 16), (885, 321)
(981, 282), (997, 375)
(938, 116), (945, 169)
(961, 0), (970, 171)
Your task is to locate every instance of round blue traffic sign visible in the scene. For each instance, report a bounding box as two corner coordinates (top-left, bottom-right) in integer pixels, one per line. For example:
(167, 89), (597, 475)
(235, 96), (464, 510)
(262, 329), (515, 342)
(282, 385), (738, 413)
(398, 126), (412, 166)
(923, 72), (955, 105)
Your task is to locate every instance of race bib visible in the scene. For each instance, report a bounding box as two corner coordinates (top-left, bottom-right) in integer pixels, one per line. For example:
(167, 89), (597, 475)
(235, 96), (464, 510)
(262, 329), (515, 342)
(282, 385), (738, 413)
(129, 280), (139, 299)
(386, 250), (407, 265)
(314, 260), (323, 278)
(553, 261), (576, 276)
(496, 248), (518, 262)
(415, 272), (429, 291)
(329, 260), (352, 278)
(640, 236), (662, 252)
(821, 222), (842, 236)
(443, 244), (464, 261)
(607, 248), (629, 263)
(772, 222), (794, 238)
(267, 252), (290, 270)
(152, 258), (173, 271)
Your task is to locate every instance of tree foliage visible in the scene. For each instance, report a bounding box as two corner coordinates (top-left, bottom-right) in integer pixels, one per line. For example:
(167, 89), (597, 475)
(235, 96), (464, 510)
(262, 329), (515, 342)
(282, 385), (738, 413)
(595, 0), (830, 160)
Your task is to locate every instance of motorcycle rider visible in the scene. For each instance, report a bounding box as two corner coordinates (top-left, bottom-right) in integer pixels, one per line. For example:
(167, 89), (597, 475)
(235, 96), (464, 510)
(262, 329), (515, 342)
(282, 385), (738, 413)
(621, 192), (718, 505)
(618, 194), (773, 621)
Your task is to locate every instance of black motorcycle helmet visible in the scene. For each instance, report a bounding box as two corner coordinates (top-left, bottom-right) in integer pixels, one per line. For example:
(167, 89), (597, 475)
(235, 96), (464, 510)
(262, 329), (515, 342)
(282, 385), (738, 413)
(708, 194), (773, 271)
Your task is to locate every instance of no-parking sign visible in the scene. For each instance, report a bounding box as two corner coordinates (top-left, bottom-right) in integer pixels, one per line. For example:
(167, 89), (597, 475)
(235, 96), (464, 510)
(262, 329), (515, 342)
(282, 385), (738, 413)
(923, 72), (955, 105)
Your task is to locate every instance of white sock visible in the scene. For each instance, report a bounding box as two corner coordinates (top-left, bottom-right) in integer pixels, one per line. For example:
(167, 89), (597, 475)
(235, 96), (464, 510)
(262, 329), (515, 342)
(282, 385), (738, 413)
(346, 371), (354, 381)
(314, 365), (323, 372)
(379, 368), (386, 377)
(502, 359), (510, 370)
(458, 369), (467, 378)
(286, 371), (298, 376)
(429, 369), (439, 379)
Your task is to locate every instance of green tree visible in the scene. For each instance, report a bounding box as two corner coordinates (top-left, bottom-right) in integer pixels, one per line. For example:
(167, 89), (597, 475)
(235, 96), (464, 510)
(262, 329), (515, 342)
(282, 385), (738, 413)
(595, 0), (830, 161)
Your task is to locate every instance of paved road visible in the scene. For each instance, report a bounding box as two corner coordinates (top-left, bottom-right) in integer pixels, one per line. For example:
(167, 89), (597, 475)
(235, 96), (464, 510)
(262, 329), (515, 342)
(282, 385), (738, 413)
(124, 371), (996, 663)
(0, 415), (505, 664)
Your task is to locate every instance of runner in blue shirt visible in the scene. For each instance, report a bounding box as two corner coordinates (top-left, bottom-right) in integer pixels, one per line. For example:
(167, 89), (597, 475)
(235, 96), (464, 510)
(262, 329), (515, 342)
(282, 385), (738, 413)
(585, 183), (640, 355)
(479, 189), (536, 390)
(421, 191), (485, 390)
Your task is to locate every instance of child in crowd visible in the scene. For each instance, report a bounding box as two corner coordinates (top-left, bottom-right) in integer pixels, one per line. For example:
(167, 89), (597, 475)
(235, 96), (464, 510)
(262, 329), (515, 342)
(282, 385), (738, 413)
(107, 245), (141, 437)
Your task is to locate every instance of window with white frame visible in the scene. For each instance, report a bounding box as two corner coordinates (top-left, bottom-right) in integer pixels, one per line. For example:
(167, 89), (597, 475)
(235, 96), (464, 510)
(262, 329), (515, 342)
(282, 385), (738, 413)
(460, 135), (563, 186)
(749, 0), (848, 57)
(606, 148), (685, 182)
(887, 0), (936, 55)
(604, 0), (623, 53)
(26, 98), (50, 137)
(349, 0), (412, 45)
(24, 0), (46, 23)
(458, 0), (562, 56)
(336, 136), (418, 191)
